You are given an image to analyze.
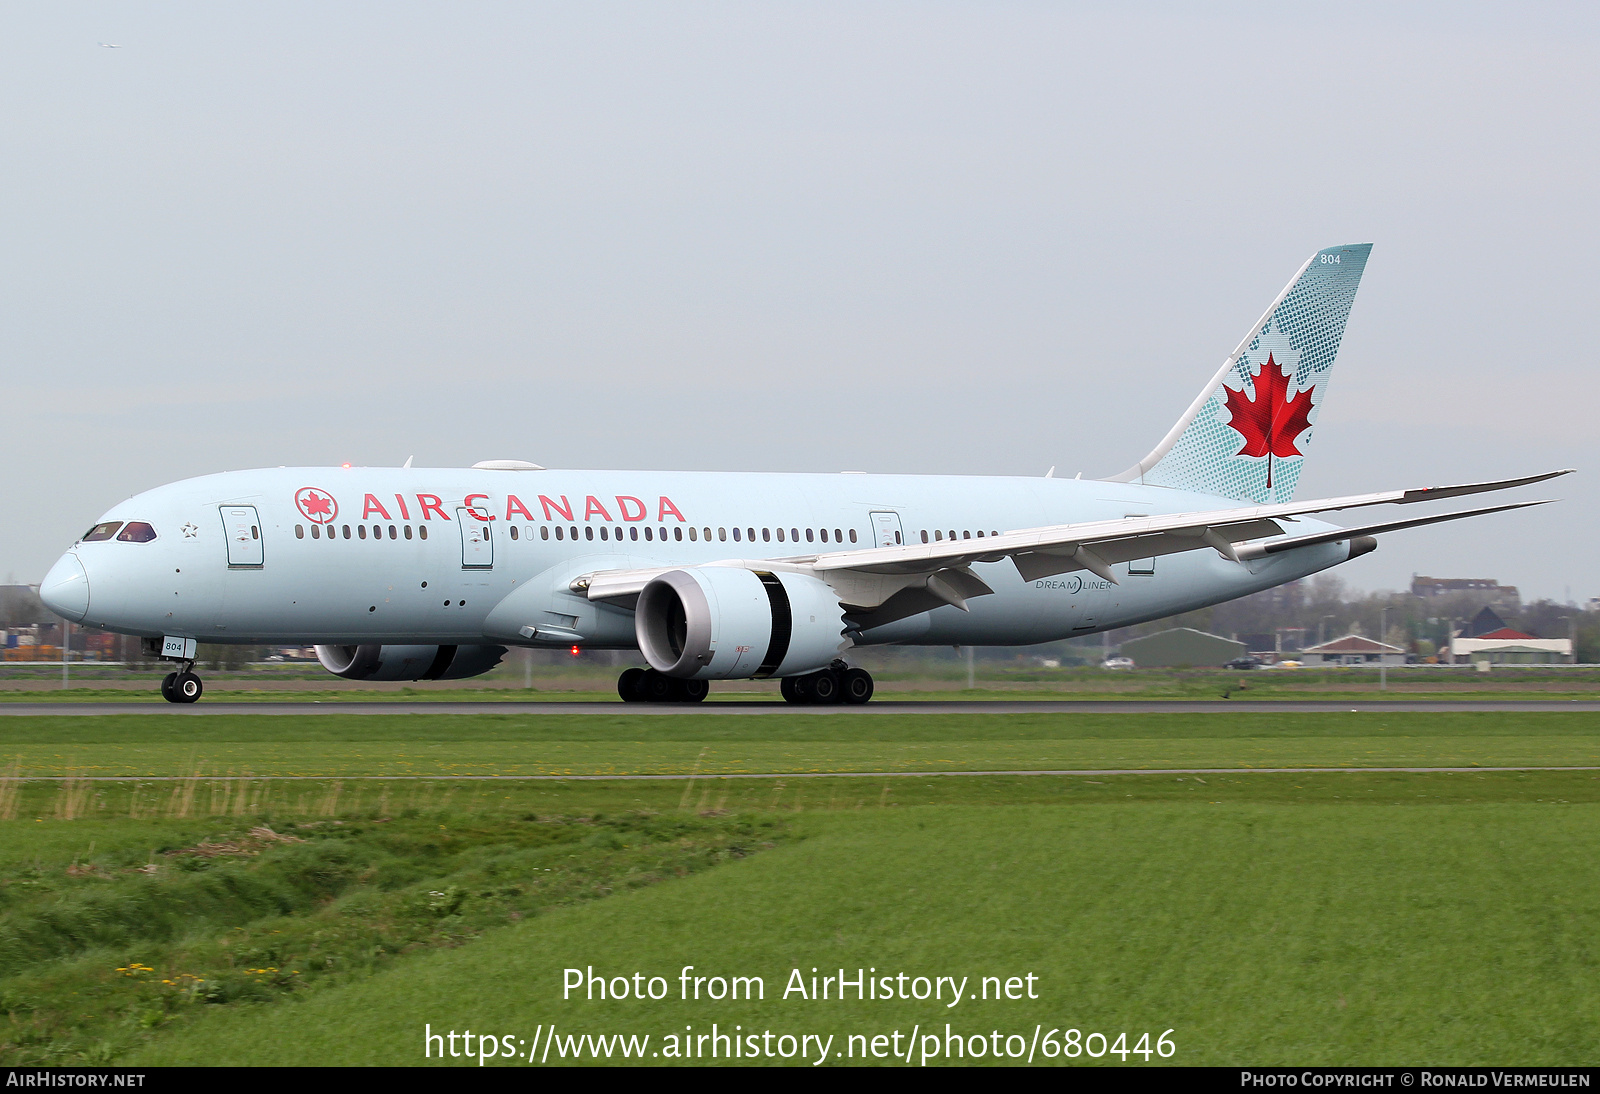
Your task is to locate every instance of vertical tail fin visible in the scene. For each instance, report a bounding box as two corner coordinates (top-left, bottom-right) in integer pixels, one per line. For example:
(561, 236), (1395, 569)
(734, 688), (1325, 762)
(1110, 243), (1372, 503)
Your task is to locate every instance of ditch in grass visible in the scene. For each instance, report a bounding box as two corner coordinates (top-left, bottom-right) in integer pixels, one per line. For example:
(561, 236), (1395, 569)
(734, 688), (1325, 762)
(0, 783), (785, 1066)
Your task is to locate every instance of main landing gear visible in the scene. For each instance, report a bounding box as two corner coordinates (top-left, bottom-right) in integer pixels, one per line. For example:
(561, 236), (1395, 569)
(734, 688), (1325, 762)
(159, 664), (204, 704)
(617, 667), (709, 703)
(780, 661), (873, 706)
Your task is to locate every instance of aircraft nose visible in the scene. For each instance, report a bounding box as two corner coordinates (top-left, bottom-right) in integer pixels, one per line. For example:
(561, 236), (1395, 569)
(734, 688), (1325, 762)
(39, 552), (90, 623)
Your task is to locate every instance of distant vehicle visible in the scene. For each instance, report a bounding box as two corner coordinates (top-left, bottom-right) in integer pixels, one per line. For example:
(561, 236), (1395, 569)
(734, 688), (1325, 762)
(1274, 660), (1303, 670)
(1102, 657), (1135, 670)
(1225, 655), (1266, 670)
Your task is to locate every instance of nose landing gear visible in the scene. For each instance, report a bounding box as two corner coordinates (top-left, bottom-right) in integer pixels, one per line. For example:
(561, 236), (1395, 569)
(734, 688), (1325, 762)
(780, 662), (874, 705)
(160, 664), (204, 704)
(617, 667), (708, 703)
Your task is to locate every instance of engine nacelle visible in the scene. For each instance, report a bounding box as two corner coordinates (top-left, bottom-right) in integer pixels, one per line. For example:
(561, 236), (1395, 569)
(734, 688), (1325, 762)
(636, 567), (847, 680)
(315, 644), (507, 681)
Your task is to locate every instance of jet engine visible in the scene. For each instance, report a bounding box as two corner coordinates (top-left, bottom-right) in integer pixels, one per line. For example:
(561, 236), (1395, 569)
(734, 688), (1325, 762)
(635, 567), (847, 680)
(315, 644), (508, 681)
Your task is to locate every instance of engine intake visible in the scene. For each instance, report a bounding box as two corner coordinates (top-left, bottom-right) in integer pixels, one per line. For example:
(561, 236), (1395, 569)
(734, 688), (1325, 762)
(636, 567), (846, 680)
(315, 644), (507, 681)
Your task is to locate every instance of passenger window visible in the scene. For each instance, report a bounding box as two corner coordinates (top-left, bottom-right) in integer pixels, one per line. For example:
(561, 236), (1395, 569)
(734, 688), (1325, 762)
(555, 526), (564, 541)
(790, 528), (799, 542)
(687, 526), (697, 541)
(405, 525), (414, 539)
(583, 526), (591, 541)
(358, 525), (367, 540)
(934, 530), (943, 541)
(630, 527), (639, 541)
(835, 528), (843, 542)
(510, 526), (518, 540)
(719, 527), (727, 542)
(570, 526), (578, 540)
(703, 527), (711, 541)
(116, 522), (157, 543)
(747, 528), (755, 542)
(920, 530), (928, 543)
(674, 527), (683, 541)
(419, 526), (427, 540)
(776, 528), (785, 542)
(805, 528), (814, 542)
(644, 527), (653, 541)
(732, 527), (742, 542)
(83, 521), (123, 542)
(762, 528), (771, 542)
(963, 531), (970, 539)
(848, 529), (857, 543)
(541, 526), (549, 540)
(311, 525), (321, 539)
(295, 525), (305, 539)
(819, 528), (828, 543)
(389, 525), (397, 539)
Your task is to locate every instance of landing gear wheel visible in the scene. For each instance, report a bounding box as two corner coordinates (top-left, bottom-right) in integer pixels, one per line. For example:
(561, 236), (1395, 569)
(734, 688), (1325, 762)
(841, 668), (874, 705)
(639, 669), (676, 702)
(809, 670), (841, 704)
(173, 672), (203, 704)
(785, 674), (815, 704)
(780, 677), (801, 703)
(160, 672), (180, 704)
(678, 679), (709, 703)
(617, 667), (647, 702)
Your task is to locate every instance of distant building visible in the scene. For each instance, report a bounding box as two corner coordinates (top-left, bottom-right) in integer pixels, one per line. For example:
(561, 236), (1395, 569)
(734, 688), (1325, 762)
(1118, 628), (1245, 668)
(1450, 627), (1572, 665)
(1300, 634), (1405, 666)
(1410, 575), (1520, 611)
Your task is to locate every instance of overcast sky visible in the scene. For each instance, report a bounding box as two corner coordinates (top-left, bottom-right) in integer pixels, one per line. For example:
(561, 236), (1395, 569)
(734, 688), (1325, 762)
(4, 3), (1596, 603)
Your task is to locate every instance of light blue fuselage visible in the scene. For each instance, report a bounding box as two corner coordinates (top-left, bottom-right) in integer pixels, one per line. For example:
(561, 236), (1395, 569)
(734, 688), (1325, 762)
(43, 467), (1352, 651)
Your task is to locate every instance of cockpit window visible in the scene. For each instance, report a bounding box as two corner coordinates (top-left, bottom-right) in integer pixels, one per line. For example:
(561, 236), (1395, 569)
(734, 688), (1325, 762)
(82, 522), (123, 542)
(116, 522), (158, 543)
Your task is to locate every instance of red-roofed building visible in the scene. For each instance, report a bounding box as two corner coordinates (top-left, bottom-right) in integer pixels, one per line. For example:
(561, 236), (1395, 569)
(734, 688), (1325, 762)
(1300, 634), (1406, 666)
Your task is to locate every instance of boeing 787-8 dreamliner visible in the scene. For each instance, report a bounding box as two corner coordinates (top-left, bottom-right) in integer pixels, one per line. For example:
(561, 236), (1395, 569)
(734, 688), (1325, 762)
(38, 244), (1569, 703)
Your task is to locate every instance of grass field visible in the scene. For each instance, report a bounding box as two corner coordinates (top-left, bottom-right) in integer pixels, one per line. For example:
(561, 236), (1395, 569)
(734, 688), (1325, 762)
(2, 710), (1598, 1067)
(0, 711), (1598, 777)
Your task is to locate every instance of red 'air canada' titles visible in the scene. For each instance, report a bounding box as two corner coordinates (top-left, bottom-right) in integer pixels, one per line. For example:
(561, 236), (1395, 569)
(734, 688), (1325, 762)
(351, 493), (686, 523)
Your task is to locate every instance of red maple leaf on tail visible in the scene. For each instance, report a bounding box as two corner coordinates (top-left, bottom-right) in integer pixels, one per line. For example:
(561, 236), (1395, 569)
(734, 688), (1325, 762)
(1221, 352), (1314, 488)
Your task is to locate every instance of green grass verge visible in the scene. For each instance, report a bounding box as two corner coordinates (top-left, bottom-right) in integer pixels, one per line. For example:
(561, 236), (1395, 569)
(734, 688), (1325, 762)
(108, 774), (1600, 1067)
(0, 712), (1598, 776)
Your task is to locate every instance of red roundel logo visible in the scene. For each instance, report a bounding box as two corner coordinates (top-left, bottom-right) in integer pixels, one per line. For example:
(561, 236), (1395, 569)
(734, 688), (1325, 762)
(295, 487), (338, 524)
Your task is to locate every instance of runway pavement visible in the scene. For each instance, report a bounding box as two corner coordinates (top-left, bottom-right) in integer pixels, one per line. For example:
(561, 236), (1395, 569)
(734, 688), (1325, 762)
(4, 699), (1600, 715)
(0, 765), (1595, 780)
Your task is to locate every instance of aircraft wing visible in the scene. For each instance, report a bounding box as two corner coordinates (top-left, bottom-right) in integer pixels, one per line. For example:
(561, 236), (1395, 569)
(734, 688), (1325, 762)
(571, 469), (1569, 614)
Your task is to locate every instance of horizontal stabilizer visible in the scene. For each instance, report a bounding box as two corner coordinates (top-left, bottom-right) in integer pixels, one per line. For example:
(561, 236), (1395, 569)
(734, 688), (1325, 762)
(1233, 500), (1552, 560)
(1393, 469), (1573, 505)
